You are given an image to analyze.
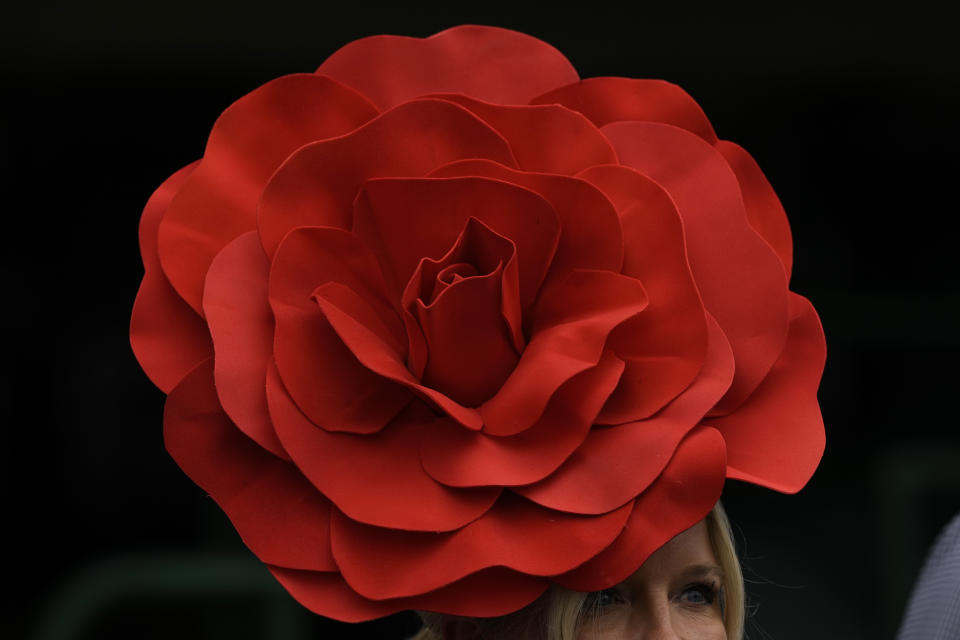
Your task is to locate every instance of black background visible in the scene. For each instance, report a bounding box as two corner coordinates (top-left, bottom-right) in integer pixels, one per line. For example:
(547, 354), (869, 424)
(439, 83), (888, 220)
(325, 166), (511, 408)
(4, 2), (959, 639)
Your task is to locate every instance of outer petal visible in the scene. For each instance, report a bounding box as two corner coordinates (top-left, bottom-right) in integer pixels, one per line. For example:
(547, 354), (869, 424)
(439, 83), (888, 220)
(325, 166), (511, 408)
(708, 293), (825, 493)
(316, 25), (579, 110)
(157, 74), (379, 313)
(428, 159), (624, 280)
(425, 94), (617, 174)
(420, 351), (624, 487)
(266, 361), (500, 532)
(479, 269), (648, 436)
(602, 121), (789, 414)
(130, 161), (213, 392)
(203, 231), (287, 459)
(516, 314), (734, 514)
(353, 176), (560, 309)
(258, 98), (518, 259)
(577, 164), (708, 423)
(268, 566), (548, 622)
(164, 359), (336, 572)
(532, 77), (718, 144)
(555, 426), (727, 591)
(269, 226), (411, 435)
(716, 140), (793, 280)
(330, 493), (633, 600)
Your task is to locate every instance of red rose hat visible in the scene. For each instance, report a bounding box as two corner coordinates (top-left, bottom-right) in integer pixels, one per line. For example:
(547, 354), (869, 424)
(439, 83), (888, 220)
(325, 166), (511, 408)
(131, 25), (826, 621)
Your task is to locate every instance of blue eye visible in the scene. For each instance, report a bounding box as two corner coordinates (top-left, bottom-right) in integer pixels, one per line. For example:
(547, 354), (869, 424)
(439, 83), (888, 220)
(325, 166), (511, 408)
(590, 588), (628, 608)
(679, 583), (717, 606)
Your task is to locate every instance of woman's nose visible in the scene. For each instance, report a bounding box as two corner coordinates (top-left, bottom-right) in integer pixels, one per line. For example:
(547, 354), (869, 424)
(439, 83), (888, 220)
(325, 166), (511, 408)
(629, 601), (683, 640)
(642, 621), (683, 640)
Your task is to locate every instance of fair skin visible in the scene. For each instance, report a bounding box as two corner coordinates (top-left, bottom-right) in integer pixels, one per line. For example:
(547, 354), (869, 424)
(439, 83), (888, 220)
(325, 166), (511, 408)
(577, 521), (727, 640)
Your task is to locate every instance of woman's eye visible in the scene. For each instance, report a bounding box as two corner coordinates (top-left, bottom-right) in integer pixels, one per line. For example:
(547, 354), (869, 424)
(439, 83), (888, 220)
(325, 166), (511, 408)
(678, 582), (717, 606)
(591, 588), (628, 608)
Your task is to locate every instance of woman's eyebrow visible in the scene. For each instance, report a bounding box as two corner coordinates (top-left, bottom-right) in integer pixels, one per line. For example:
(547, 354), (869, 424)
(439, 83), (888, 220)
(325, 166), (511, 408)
(679, 564), (725, 580)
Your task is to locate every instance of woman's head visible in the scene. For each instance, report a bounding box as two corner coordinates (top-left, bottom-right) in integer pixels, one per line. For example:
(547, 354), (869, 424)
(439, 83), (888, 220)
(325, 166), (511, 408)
(416, 502), (744, 640)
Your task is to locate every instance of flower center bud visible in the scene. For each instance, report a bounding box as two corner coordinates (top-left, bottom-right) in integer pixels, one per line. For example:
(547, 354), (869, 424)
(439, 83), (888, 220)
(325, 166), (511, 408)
(428, 263), (480, 301)
(401, 217), (523, 408)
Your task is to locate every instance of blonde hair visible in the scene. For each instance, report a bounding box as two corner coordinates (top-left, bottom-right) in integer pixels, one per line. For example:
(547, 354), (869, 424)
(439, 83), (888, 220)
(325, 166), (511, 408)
(413, 502), (744, 640)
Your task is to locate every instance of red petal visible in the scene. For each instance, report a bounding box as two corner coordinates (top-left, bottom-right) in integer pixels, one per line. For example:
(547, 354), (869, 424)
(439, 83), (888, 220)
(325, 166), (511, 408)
(354, 176), (560, 309)
(709, 293), (825, 493)
(420, 351), (624, 487)
(268, 568), (405, 622)
(313, 282), (408, 358)
(330, 492), (632, 600)
(716, 140), (793, 280)
(532, 77), (718, 143)
(425, 94), (616, 173)
(266, 361), (500, 532)
(157, 74), (378, 313)
(313, 280), (483, 431)
(602, 121), (789, 414)
(316, 25), (578, 110)
(577, 164), (708, 423)
(258, 98), (518, 260)
(404, 568), (547, 617)
(428, 159), (624, 282)
(269, 226), (411, 435)
(516, 314), (734, 514)
(555, 426), (727, 591)
(130, 161), (213, 392)
(479, 270), (647, 437)
(203, 231), (286, 459)
(164, 359), (336, 572)
(268, 566), (547, 622)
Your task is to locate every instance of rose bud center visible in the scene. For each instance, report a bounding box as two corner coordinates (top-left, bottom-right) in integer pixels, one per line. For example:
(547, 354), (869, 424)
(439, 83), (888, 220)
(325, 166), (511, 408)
(401, 217), (523, 408)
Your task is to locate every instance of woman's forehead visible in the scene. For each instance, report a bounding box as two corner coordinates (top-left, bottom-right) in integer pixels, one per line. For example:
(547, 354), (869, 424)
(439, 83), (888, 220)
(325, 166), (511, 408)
(624, 521), (721, 585)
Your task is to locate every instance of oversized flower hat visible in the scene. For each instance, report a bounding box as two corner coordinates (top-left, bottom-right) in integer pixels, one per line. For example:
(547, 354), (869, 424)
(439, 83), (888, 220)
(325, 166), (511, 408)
(130, 25), (826, 621)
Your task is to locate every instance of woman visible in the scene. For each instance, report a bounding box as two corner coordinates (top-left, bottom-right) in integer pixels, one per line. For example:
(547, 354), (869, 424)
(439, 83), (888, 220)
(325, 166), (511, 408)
(131, 25), (824, 635)
(415, 503), (743, 640)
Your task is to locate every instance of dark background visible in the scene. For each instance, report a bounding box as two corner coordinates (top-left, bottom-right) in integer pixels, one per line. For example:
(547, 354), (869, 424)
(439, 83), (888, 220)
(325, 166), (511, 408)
(4, 2), (959, 639)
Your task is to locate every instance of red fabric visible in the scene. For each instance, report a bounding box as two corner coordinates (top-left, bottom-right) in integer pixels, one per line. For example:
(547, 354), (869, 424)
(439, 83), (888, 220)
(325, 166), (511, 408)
(419, 351), (625, 487)
(156, 75), (378, 313)
(576, 164), (708, 423)
(132, 26), (826, 621)
(130, 161), (212, 392)
(352, 177), (559, 311)
(164, 359), (336, 572)
(423, 94), (618, 174)
(316, 25), (578, 110)
(203, 231), (286, 458)
(257, 98), (517, 260)
(602, 121), (790, 415)
(330, 492), (633, 599)
(708, 294), (826, 492)
(515, 314), (734, 514)
(555, 426), (728, 590)
(265, 361), (500, 532)
(715, 140), (794, 280)
(427, 159), (625, 284)
(532, 77), (718, 144)
(269, 566), (548, 622)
